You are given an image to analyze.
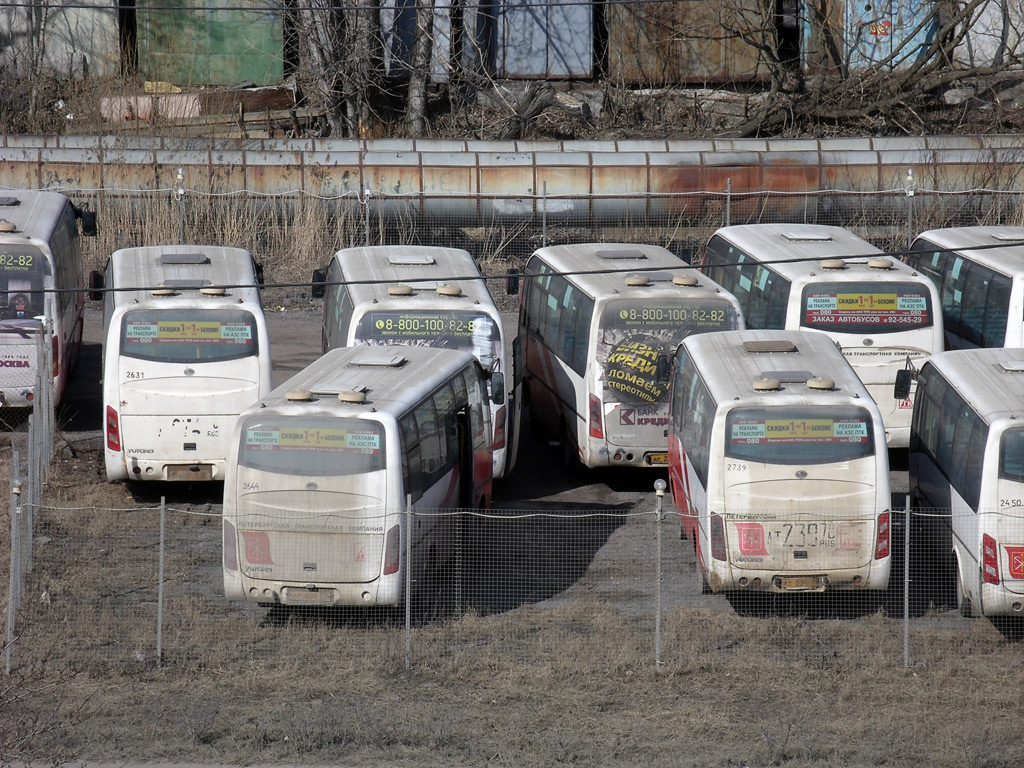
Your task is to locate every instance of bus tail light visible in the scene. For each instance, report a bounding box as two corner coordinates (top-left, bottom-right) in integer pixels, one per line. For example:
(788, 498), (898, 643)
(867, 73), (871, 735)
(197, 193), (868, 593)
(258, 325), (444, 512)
(983, 534), (1000, 585)
(589, 395), (603, 439)
(710, 513), (726, 561)
(223, 521), (238, 571)
(383, 524), (401, 575)
(106, 406), (121, 451)
(493, 405), (506, 449)
(875, 511), (890, 559)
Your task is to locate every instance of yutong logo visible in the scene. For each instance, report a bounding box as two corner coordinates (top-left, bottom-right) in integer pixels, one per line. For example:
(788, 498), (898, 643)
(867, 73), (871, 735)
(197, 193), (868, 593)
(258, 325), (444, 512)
(619, 409), (668, 427)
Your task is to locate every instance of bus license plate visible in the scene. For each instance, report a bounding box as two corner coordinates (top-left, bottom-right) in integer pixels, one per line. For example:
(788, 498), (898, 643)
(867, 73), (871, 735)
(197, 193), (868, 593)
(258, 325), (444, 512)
(777, 576), (825, 592)
(284, 588), (335, 605)
(647, 453), (668, 466)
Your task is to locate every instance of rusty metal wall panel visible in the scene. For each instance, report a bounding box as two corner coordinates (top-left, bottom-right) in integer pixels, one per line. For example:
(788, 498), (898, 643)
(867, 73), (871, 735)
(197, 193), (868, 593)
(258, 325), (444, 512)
(802, 0), (937, 74)
(498, 0), (592, 78)
(137, 0), (283, 86)
(607, 0), (766, 84)
(8, 135), (1024, 226)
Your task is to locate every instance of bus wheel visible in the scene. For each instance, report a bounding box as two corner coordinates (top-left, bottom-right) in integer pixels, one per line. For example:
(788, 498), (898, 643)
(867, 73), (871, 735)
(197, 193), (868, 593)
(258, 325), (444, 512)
(559, 424), (580, 473)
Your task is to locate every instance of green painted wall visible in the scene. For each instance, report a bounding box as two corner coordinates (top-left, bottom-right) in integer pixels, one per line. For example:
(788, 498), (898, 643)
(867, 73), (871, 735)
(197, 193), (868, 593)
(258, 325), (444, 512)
(137, 0), (284, 86)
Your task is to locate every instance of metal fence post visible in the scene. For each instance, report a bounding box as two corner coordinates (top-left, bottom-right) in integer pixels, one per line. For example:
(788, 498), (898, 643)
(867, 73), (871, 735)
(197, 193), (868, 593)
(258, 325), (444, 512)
(5, 452), (23, 675)
(654, 479), (666, 669)
(405, 496), (413, 671)
(903, 495), (910, 669)
(726, 178), (732, 227)
(157, 496), (166, 667)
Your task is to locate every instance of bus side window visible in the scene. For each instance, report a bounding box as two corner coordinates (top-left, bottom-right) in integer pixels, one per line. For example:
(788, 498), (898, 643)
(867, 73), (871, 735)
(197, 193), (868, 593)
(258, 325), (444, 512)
(961, 262), (994, 347)
(464, 372), (490, 450)
(572, 295), (594, 375)
(983, 273), (1011, 347)
(399, 414), (423, 500)
(941, 256), (968, 337)
(414, 399), (442, 481)
(434, 383), (459, 473)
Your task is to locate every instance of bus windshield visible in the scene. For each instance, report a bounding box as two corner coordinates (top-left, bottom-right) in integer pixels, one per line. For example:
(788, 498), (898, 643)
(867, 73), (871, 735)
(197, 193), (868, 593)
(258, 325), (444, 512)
(238, 417), (386, 476)
(1000, 428), (1024, 483)
(355, 310), (501, 369)
(0, 244), (48, 321)
(725, 405), (876, 464)
(599, 298), (739, 405)
(121, 309), (259, 363)
(801, 281), (933, 334)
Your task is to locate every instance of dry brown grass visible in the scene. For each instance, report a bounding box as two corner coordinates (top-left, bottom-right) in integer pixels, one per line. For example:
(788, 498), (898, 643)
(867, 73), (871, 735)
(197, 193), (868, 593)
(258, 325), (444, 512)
(2, 446), (1022, 768)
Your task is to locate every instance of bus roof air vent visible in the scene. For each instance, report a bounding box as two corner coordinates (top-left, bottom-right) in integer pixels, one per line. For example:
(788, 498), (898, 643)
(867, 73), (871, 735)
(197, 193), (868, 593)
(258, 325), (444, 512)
(285, 389), (314, 402)
(998, 360), (1024, 373)
(337, 390), (367, 404)
(160, 252), (210, 265)
(0, 219), (16, 233)
(783, 231), (833, 242)
(673, 275), (699, 287)
(200, 285), (227, 296)
(807, 376), (836, 390)
(743, 340), (798, 354)
(0, 197), (20, 207)
(150, 284), (176, 296)
(867, 257), (893, 270)
(165, 278), (211, 289)
(437, 283), (462, 296)
(387, 254), (436, 266)
(990, 232), (1024, 242)
(820, 259), (846, 270)
(752, 377), (781, 391)
(351, 349), (408, 367)
(624, 274), (649, 287)
(388, 284), (414, 296)
(597, 249), (647, 260)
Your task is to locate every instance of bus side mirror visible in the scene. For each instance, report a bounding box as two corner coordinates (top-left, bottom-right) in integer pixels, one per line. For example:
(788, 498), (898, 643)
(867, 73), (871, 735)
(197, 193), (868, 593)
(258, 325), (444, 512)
(657, 355), (672, 382)
(75, 203), (97, 236)
(506, 268), (519, 296)
(253, 260), (265, 286)
(894, 369), (913, 401)
(88, 270), (104, 301)
(490, 372), (506, 405)
(311, 268), (326, 299)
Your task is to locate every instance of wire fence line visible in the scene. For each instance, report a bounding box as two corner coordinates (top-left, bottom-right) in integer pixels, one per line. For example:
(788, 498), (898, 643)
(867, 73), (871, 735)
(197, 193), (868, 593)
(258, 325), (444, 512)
(7, 475), (1022, 679)
(4, 322), (56, 674)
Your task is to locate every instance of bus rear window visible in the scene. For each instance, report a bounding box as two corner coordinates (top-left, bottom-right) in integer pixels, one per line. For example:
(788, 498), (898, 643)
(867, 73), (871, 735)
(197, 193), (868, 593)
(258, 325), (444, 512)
(801, 281), (933, 333)
(725, 405), (876, 464)
(121, 309), (258, 363)
(599, 298), (739, 405)
(356, 310), (501, 368)
(0, 244), (48, 320)
(238, 417), (386, 476)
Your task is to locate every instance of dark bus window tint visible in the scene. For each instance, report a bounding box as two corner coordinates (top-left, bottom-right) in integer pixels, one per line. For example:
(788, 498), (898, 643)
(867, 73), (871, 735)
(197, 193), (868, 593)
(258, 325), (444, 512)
(121, 309), (259, 363)
(0, 244), (48, 320)
(598, 298), (739, 405)
(801, 281), (933, 334)
(355, 310), (501, 369)
(725, 405), (876, 464)
(239, 417), (386, 476)
(1000, 428), (1024, 484)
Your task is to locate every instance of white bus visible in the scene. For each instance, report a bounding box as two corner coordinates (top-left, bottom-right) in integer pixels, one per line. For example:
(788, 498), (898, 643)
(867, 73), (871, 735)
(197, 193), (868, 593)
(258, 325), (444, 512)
(702, 224), (943, 448)
(906, 226), (1024, 350)
(669, 330), (891, 597)
(98, 245), (271, 482)
(0, 189), (92, 408)
(518, 243), (743, 469)
(222, 345), (500, 609)
(908, 348), (1024, 636)
(316, 245), (516, 479)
